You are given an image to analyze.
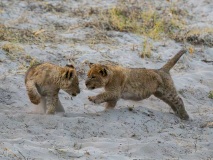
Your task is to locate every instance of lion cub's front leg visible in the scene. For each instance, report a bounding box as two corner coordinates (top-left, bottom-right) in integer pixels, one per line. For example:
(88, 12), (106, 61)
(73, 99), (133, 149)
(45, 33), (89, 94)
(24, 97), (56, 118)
(46, 94), (59, 114)
(88, 95), (103, 104)
(105, 100), (117, 110)
(88, 91), (119, 109)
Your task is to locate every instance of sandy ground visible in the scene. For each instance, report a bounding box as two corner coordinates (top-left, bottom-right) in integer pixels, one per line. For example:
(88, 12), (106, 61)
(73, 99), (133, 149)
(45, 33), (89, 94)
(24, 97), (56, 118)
(0, 0), (213, 159)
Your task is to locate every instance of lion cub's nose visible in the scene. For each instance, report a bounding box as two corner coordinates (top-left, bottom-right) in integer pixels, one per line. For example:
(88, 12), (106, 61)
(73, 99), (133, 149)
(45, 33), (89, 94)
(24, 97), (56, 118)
(77, 90), (80, 94)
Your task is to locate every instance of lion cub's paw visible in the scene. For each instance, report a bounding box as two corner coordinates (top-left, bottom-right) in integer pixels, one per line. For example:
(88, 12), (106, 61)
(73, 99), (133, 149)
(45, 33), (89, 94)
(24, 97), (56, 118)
(46, 109), (55, 115)
(88, 96), (101, 104)
(30, 97), (41, 105)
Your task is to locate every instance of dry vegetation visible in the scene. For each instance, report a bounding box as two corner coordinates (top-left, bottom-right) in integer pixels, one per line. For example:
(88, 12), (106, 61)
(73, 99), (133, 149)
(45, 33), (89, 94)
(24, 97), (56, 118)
(1, 1), (212, 56)
(0, 25), (61, 44)
(209, 91), (213, 99)
(1, 42), (40, 72)
(84, 2), (213, 47)
(140, 39), (153, 58)
(0, 0), (212, 69)
(175, 27), (213, 47)
(85, 3), (186, 40)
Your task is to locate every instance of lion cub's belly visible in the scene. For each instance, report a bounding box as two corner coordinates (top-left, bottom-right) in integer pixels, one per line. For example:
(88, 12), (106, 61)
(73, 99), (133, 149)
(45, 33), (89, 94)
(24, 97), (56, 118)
(121, 85), (153, 101)
(121, 92), (143, 101)
(36, 84), (59, 96)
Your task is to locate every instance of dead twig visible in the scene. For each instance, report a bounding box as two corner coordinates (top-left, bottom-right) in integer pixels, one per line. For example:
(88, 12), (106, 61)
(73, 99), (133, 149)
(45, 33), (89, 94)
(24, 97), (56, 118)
(18, 150), (26, 160)
(201, 59), (213, 63)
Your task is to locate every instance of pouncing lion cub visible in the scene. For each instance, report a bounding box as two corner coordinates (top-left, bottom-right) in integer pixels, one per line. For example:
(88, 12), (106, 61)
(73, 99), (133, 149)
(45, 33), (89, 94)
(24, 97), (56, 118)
(85, 49), (189, 120)
(25, 63), (80, 114)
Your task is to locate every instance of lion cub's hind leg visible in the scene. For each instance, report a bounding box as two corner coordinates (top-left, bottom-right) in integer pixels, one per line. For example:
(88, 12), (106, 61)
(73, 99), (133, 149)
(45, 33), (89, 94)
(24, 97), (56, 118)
(105, 100), (117, 110)
(39, 96), (47, 113)
(154, 90), (189, 120)
(26, 80), (41, 105)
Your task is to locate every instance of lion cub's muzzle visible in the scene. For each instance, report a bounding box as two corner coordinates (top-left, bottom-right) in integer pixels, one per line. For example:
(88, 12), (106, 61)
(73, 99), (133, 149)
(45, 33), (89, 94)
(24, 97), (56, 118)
(85, 79), (96, 90)
(72, 93), (77, 96)
(65, 88), (80, 97)
(72, 90), (80, 96)
(74, 88), (81, 96)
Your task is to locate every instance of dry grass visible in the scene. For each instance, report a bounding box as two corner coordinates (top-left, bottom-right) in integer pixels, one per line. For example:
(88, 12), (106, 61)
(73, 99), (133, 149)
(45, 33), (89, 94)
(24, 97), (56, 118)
(85, 31), (117, 45)
(209, 91), (213, 99)
(28, 2), (67, 13)
(175, 27), (213, 47)
(85, 4), (186, 41)
(18, 58), (40, 73)
(2, 43), (24, 60)
(0, 25), (61, 44)
(82, 3), (187, 57)
(2, 42), (40, 72)
(0, 24), (114, 46)
(28, 2), (99, 17)
(83, 2), (212, 47)
(140, 39), (153, 58)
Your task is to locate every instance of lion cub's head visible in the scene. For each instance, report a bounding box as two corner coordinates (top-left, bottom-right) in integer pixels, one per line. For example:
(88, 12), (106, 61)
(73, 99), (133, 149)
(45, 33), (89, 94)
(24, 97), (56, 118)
(60, 64), (80, 96)
(85, 63), (109, 90)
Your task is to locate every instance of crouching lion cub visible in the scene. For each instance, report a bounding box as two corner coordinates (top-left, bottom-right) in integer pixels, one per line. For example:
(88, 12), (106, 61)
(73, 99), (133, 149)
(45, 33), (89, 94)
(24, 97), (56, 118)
(25, 63), (80, 114)
(85, 49), (189, 120)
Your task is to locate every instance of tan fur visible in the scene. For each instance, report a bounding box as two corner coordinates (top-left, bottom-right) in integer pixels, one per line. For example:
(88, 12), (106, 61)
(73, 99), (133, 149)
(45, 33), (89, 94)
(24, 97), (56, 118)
(25, 63), (80, 114)
(85, 49), (189, 120)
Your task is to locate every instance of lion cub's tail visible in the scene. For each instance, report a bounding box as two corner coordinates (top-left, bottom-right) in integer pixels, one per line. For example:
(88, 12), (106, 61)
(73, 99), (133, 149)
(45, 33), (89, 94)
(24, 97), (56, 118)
(161, 49), (186, 72)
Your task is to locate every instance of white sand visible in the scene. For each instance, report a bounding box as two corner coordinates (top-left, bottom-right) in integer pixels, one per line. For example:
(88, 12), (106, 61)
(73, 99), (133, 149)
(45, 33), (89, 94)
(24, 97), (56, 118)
(0, 0), (213, 159)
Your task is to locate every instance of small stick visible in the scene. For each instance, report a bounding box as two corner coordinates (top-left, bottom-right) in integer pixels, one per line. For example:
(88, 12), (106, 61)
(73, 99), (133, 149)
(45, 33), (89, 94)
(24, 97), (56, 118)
(18, 150), (26, 160)
(201, 59), (213, 63)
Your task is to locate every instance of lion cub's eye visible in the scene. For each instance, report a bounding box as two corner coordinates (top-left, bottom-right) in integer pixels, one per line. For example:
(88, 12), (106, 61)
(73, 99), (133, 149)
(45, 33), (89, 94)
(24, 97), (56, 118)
(91, 76), (95, 79)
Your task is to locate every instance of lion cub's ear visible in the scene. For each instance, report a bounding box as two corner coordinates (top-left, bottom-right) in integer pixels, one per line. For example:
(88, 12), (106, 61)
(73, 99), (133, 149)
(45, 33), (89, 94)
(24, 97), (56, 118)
(99, 68), (107, 77)
(89, 63), (94, 68)
(66, 64), (75, 68)
(62, 69), (74, 79)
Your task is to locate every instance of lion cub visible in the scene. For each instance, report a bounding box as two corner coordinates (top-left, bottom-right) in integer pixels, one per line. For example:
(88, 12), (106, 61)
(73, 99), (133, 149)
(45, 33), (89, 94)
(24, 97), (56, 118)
(85, 49), (189, 120)
(25, 63), (80, 114)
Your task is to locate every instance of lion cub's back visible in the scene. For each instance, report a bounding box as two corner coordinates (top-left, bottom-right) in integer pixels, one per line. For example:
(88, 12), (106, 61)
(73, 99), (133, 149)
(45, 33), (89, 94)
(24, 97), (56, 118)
(25, 63), (41, 83)
(25, 63), (56, 84)
(125, 68), (163, 91)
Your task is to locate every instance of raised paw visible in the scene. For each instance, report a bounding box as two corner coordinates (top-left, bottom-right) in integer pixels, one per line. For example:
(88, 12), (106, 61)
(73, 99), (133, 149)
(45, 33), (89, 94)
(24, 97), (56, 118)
(88, 96), (101, 104)
(30, 96), (41, 105)
(178, 112), (189, 120)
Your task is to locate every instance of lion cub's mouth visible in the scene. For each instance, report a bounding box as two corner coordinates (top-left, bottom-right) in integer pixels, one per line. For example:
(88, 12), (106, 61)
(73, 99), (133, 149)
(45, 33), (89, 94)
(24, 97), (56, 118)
(88, 86), (95, 90)
(72, 93), (77, 96)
